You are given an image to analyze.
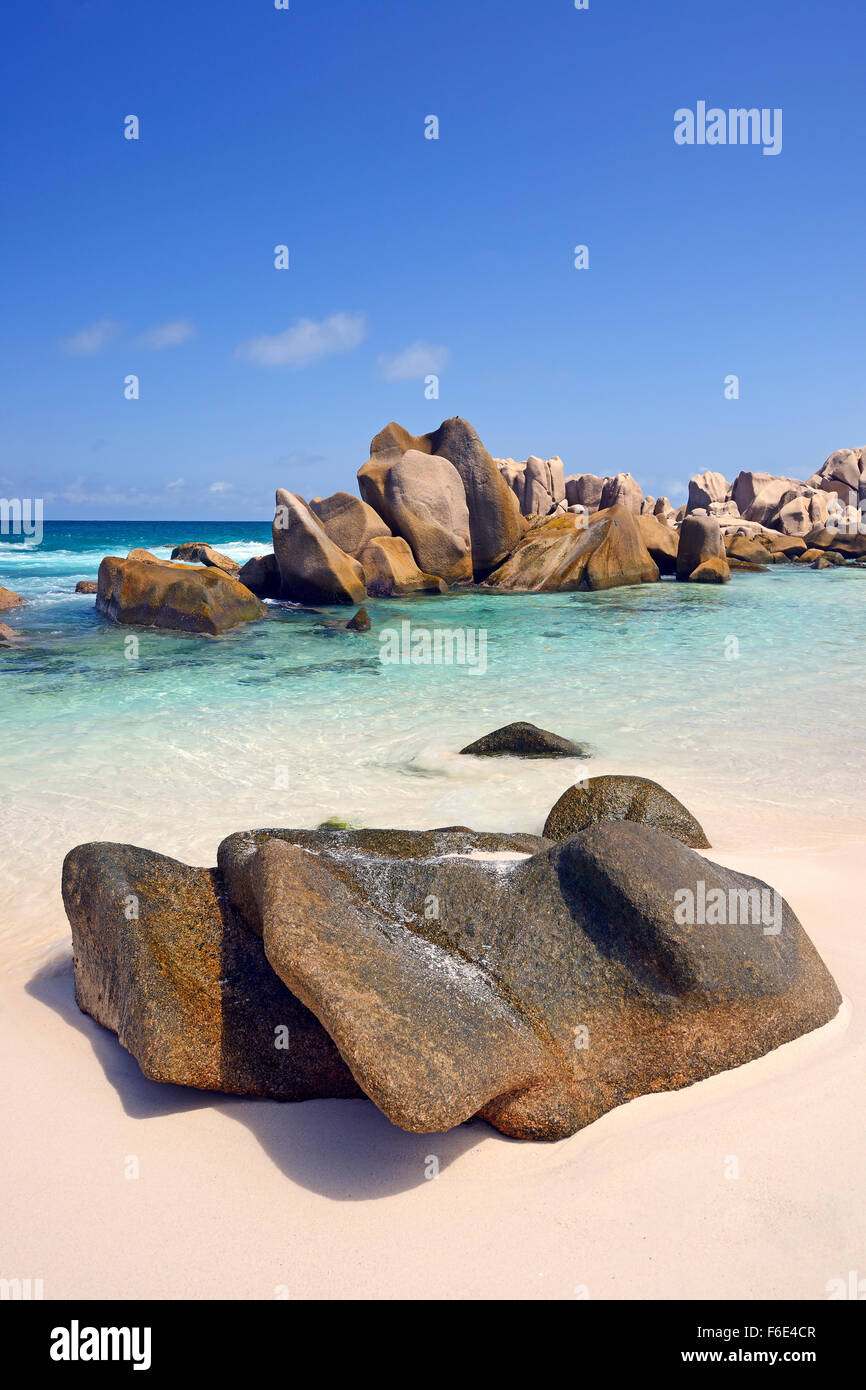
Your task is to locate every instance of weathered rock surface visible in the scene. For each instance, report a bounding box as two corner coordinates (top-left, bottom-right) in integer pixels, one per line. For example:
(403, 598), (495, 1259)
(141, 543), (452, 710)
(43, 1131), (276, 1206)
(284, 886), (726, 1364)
(359, 536), (447, 597)
(677, 514), (726, 580)
(170, 543), (241, 576)
(689, 556), (731, 583)
(273, 490), (366, 605)
(0, 585), (25, 610)
(360, 419), (524, 579)
(240, 823), (839, 1138)
(310, 492), (391, 559)
(726, 534), (773, 565)
(565, 474), (607, 511)
(498, 456), (566, 516)
(543, 775), (710, 848)
(75, 580), (99, 594)
(484, 505), (659, 592)
(635, 513), (678, 574)
(807, 448), (866, 504)
(384, 452), (472, 584)
(345, 606), (371, 631)
(96, 555), (266, 634)
(0, 620), (22, 643)
(237, 553), (281, 599)
(459, 722), (590, 759)
(64, 824), (842, 1140)
(61, 842), (362, 1099)
(599, 472), (644, 514)
(687, 472), (731, 513)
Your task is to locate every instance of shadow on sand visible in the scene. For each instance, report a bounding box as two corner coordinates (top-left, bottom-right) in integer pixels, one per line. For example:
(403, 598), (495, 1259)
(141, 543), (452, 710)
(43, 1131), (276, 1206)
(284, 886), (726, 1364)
(26, 951), (502, 1201)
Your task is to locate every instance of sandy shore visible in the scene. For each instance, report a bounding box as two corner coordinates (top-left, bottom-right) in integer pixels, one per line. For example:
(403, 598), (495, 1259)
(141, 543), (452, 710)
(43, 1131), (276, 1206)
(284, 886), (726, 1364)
(1, 840), (862, 1301)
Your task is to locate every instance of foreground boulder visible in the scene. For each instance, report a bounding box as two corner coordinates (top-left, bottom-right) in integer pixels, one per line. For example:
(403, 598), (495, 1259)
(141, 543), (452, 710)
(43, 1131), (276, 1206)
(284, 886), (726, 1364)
(0, 585), (24, 610)
(96, 554), (266, 634)
(169, 543), (241, 576)
(543, 775), (710, 847)
(233, 822), (840, 1138)
(459, 722), (589, 758)
(273, 490), (366, 605)
(484, 505), (659, 592)
(64, 824), (842, 1140)
(62, 843), (362, 1099)
(359, 536), (447, 596)
(310, 492), (391, 559)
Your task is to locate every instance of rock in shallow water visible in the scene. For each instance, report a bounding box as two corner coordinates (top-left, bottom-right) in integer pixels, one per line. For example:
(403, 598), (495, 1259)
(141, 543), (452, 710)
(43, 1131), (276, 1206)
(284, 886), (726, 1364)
(459, 721), (590, 759)
(96, 555), (266, 634)
(62, 822), (841, 1141)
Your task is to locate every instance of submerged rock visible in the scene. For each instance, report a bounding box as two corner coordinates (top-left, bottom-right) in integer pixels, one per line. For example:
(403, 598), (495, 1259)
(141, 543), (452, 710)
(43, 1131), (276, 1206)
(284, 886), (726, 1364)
(96, 554), (266, 634)
(345, 606), (371, 631)
(543, 774), (710, 848)
(459, 721), (590, 759)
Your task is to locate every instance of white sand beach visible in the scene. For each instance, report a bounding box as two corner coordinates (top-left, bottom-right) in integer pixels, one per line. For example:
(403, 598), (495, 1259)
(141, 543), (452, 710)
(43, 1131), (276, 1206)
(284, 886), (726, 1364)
(2, 838), (861, 1302)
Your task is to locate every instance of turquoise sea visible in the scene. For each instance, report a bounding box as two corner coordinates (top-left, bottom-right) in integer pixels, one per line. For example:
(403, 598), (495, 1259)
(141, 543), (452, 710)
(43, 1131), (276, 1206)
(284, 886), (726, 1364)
(2, 521), (865, 960)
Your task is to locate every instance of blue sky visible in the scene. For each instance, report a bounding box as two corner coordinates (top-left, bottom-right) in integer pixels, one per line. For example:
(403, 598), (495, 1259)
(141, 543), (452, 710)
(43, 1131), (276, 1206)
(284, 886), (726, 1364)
(1, 0), (865, 519)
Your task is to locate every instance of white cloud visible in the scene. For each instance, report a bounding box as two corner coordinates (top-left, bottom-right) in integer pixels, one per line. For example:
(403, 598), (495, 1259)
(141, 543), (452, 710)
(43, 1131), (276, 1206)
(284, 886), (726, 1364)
(378, 341), (451, 381)
(60, 319), (121, 355)
(209, 481), (232, 493)
(235, 312), (366, 368)
(166, 477), (185, 489)
(136, 320), (197, 350)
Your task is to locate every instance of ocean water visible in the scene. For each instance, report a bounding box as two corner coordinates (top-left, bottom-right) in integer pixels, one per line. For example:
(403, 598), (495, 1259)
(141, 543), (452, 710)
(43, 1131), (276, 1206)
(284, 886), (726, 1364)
(2, 521), (865, 961)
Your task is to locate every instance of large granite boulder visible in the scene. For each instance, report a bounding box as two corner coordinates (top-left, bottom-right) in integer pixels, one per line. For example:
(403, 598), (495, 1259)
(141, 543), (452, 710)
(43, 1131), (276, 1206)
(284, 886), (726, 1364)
(599, 472), (644, 514)
(64, 824), (842, 1141)
(459, 722), (590, 758)
(237, 553), (281, 599)
(543, 775), (710, 847)
(61, 843), (362, 1099)
(169, 543), (241, 576)
(360, 419), (525, 580)
(726, 534), (774, 565)
(484, 504), (659, 592)
(565, 474), (607, 511)
(635, 513), (678, 574)
(384, 451), (472, 584)
(309, 492), (391, 559)
(807, 448), (866, 504)
(687, 472), (731, 513)
(96, 554), (266, 634)
(359, 536), (447, 597)
(236, 822), (840, 1138)
(273, 490), (366, 605)
(677, 514), (726, 580)
(0, 585), (24, 610)
(689, 557), (731, 583)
